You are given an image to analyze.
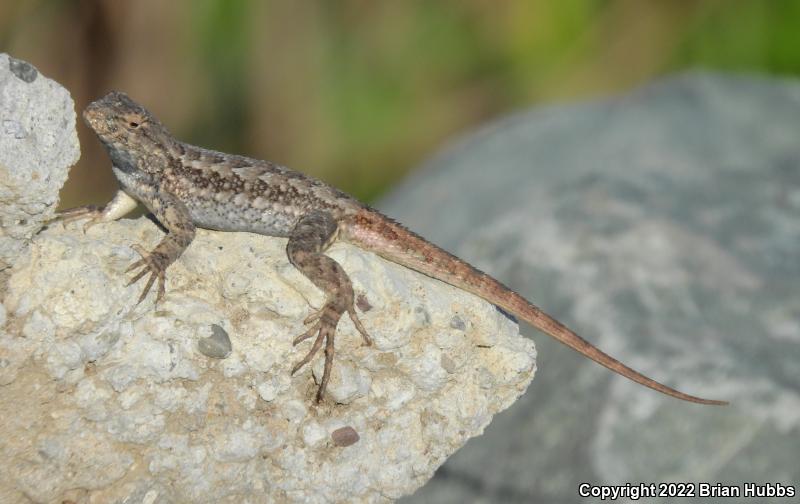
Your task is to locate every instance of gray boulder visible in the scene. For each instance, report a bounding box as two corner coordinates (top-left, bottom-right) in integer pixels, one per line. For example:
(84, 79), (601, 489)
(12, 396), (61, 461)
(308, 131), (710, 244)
(389, 73), (800, 503)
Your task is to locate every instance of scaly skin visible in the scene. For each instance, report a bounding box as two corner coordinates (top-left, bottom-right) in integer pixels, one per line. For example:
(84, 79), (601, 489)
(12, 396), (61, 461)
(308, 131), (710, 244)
(65, 91), (726, 405)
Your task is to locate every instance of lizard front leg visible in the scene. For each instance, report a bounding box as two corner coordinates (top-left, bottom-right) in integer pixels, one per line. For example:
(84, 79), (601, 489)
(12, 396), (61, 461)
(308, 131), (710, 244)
(55, 190), (139, 232)
(57, 189), (194, 303)
(287, 210), (371, 403)
(125, 191), (196, 304)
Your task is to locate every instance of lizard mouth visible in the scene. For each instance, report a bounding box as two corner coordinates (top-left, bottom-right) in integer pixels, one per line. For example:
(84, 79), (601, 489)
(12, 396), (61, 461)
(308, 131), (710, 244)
(83, 92), (120, 130)
(82, 103), (101, 129)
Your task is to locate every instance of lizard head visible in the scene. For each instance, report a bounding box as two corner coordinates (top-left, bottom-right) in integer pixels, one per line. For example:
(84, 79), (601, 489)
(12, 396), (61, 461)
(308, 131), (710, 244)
(83, 91), (175, 171)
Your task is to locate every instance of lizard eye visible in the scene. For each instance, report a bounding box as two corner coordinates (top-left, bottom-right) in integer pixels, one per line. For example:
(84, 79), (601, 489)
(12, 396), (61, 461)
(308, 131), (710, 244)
(124, 113), (146, 129)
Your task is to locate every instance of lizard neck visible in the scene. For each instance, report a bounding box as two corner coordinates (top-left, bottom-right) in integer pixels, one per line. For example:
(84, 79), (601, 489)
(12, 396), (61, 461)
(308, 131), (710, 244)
(103, 141), (140, 175)
(102, 137), (178, 178)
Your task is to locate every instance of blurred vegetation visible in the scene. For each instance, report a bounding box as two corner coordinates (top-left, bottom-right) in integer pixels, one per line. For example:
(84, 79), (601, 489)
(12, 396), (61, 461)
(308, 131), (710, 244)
(1, 0), (799, 207)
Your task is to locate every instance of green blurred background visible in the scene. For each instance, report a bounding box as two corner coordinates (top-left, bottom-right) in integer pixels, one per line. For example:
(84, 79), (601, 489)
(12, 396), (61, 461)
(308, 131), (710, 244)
(1, 0), (799, 208)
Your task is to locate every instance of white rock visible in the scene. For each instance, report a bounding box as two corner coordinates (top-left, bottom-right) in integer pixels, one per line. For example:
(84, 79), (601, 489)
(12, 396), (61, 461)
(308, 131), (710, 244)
(1, 220), (536, 502)
(301, 420), (328, 447)
(0, 54), (536, 503)
(0, 53), (79, 271)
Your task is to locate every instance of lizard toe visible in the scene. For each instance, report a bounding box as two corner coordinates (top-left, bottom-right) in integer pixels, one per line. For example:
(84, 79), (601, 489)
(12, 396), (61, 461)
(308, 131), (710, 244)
(291, 322), (324, 375)
(125, 245), (169, 305)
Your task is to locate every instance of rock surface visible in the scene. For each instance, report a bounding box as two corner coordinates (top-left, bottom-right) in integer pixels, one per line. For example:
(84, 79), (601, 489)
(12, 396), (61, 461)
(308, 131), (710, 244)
(385, 73), (800, 503)
(0, 53), (80, 275)
(0, 56), (535, 503)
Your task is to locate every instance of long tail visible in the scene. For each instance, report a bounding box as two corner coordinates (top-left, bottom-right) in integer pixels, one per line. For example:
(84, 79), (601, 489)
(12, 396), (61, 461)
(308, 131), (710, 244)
(343, 209), (727, 406)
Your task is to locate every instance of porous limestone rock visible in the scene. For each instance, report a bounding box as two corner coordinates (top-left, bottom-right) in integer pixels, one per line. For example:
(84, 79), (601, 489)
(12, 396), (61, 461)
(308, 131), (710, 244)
(0, 53), (80, 274)
(0, 56), (536, 503)
(1, 220), (535, 503)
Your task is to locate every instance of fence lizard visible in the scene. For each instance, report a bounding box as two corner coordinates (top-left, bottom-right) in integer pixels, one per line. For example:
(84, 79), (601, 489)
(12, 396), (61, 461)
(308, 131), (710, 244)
(61, 91), (726, 405)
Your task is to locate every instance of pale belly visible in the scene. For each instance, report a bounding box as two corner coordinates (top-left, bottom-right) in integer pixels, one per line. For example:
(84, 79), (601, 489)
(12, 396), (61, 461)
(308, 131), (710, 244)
(185, 197), (299, 237)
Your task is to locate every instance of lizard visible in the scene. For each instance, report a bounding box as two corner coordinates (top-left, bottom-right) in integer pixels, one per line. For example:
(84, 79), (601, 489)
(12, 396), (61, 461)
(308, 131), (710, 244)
(60, 91), (727, 406)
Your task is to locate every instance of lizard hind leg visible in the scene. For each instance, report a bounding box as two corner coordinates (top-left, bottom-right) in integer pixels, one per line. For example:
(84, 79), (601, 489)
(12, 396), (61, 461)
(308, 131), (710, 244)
(286, 210), (372, 403)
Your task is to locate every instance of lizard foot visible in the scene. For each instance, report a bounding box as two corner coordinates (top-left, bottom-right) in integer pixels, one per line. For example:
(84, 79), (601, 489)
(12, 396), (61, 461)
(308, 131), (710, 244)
(291, 303), (372, 402)
(51, 205), (104, 233)
(125, 244), (168, 304)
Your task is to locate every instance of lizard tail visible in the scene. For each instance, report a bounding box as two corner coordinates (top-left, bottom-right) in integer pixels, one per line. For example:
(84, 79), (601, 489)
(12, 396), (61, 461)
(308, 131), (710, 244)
(342, 209), (727, 406)
(494, 290), (728, 405)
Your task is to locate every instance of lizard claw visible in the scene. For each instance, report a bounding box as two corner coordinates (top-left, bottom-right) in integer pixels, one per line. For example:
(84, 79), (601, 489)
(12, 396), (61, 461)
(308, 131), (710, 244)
(290, 320), (325, 375)
(303, 311), (322, 326)
(292, 322), (320, 345)
(348, 308), (372, 346)
(290, 311), (337, 403)
(291, 302), (372, 402)
(294, 306), (371, 346)
(51, 205), (104, 233)
(126, 244), (167, 304)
